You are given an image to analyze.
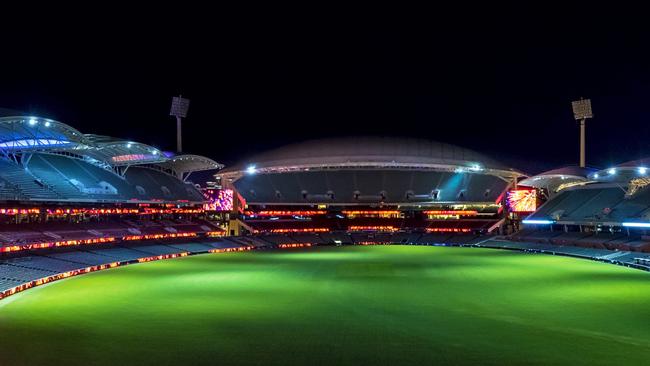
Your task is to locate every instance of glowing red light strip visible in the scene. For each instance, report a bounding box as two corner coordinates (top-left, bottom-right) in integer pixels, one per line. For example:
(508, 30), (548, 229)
(0, 237), (117, 253)
(348, 226), (398, 232)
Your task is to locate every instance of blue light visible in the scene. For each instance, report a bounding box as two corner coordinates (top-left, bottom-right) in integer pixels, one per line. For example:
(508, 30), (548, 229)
(608, 168), (616, 175)
(622, 222), (650, 228)
(246, 165), (257, 174)
(0, 139), (71, 149)
(44, 121), (51, 127)
(639, 167), (647, 175)
(593, 173), (599, 179)
(28, 118), (37, 126)
(521, 219), (555, 225)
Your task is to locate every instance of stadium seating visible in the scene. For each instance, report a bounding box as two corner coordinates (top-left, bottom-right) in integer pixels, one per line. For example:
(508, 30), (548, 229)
(1, 153), (206, 204)
(235, 170), (509, 204)
(531, 184), (650, 223)
(5, 228), (650, 300)
(0, 158), (60, 200)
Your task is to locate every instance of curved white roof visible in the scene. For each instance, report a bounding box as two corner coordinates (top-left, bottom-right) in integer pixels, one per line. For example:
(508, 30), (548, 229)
(519, 165), (592, 189)
(0, 112), (223, 174)
(0, 116), (85, 151)
(78, 134), (167, 166)
(155, 154), (224, 174)
(222, 137), (522, 178)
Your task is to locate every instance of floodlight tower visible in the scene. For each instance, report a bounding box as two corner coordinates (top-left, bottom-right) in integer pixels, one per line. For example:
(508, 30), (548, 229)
(571, 98), (593, 168)
(170, 95), (190, 153)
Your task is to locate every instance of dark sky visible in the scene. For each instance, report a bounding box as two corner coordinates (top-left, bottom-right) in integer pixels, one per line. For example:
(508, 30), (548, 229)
(2, 12), (649, 177)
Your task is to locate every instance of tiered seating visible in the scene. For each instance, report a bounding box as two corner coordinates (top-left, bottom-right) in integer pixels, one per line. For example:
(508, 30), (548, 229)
(0, 176), (19, 201)
(319, 232), (352, 244)
(5, 229), (650, 301)
(47, 250), (119, 266)
(566, 188), (624, 220)
(0, 275), (22, 291)
(0, 262), (55, 283)
(87, 247), (148, 262)
(550, 232), (593, 245)
(236, 170), (509, 204)
(27, 154), (85, 199)
(0, 158), (59, 200)
(1, 154), (205, 204)
(290, 234), (326, 244)
(259, 234), (300, 245)
(5, 256), (85, 273)
(130, 245), (187, 256)
(531, 185), (650, 223)
(166, 242), (213, 253)
(125, 167), (204, 202)
(416, 233), (451, 244)
(202, 238), (247, 249)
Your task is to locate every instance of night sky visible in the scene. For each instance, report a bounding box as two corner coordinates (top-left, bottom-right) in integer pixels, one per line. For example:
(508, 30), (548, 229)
(2, 13), (649, 179)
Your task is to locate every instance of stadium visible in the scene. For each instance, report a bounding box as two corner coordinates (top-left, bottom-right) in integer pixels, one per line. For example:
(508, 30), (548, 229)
(2, 111), (650, 365)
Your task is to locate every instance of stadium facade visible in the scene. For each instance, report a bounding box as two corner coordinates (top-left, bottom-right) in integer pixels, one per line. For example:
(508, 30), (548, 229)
(0, 112), (221, 204)
(216, 137), (527, 235)
(218, 137), (523, 205)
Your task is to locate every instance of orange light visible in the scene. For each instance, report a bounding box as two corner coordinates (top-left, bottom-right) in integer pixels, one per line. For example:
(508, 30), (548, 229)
(262, 228), (329, 233)
(0, 237), (116, 253)
(348, 226), (398, 232)
(341, 210), (401, 218)
(122, 232), (197, 241)
(0, 208), (40, 215)
(278, 243), (313, 248)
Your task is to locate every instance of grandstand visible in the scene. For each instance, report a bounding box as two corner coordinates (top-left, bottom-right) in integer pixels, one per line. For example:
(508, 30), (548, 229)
(215, 137), (524, 237)
(0, 112), (221, 204)
(516, 157), (650, 253)
(218, 137), (523, 205)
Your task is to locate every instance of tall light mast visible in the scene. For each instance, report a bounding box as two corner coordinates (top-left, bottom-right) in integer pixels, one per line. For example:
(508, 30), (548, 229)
(170, 95), (190, 153)
(571, 98), (593, 168)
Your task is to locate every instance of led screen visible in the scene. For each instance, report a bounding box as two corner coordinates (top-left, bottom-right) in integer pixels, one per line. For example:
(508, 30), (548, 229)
(507, 189), (537, 213)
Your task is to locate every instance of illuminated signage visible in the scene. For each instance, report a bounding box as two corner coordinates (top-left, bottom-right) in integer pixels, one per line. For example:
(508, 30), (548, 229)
(507, 189), (537, 213)
(203, 189), (234, 211)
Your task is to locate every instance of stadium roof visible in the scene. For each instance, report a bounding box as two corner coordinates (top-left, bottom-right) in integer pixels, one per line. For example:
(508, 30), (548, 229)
(78, 134), (167, 166)
(587, 158), (650, 183)
(616, 158), (650, 169)
(519, 165), (592, 190)
(154, 154), (224, 175)
(0, 111), (223, 174)
(0, 116), (85, 151)
(220, 137), (524, 179)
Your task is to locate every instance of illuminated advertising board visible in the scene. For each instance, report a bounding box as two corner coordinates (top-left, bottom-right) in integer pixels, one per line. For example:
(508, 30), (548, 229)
(203, 189), (234, 211)
(506, 188), (537, 213)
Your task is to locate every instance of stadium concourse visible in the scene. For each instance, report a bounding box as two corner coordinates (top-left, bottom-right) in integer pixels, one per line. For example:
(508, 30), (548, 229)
(4, 115), (650, 300)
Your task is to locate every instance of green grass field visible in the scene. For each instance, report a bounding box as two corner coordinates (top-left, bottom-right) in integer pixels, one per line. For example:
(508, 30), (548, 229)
(1, 245), (650, 366)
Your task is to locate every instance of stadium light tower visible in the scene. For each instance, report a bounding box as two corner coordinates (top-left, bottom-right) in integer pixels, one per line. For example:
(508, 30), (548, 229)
(170, 95), (190, 153)
(571, 98), (593, 168)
